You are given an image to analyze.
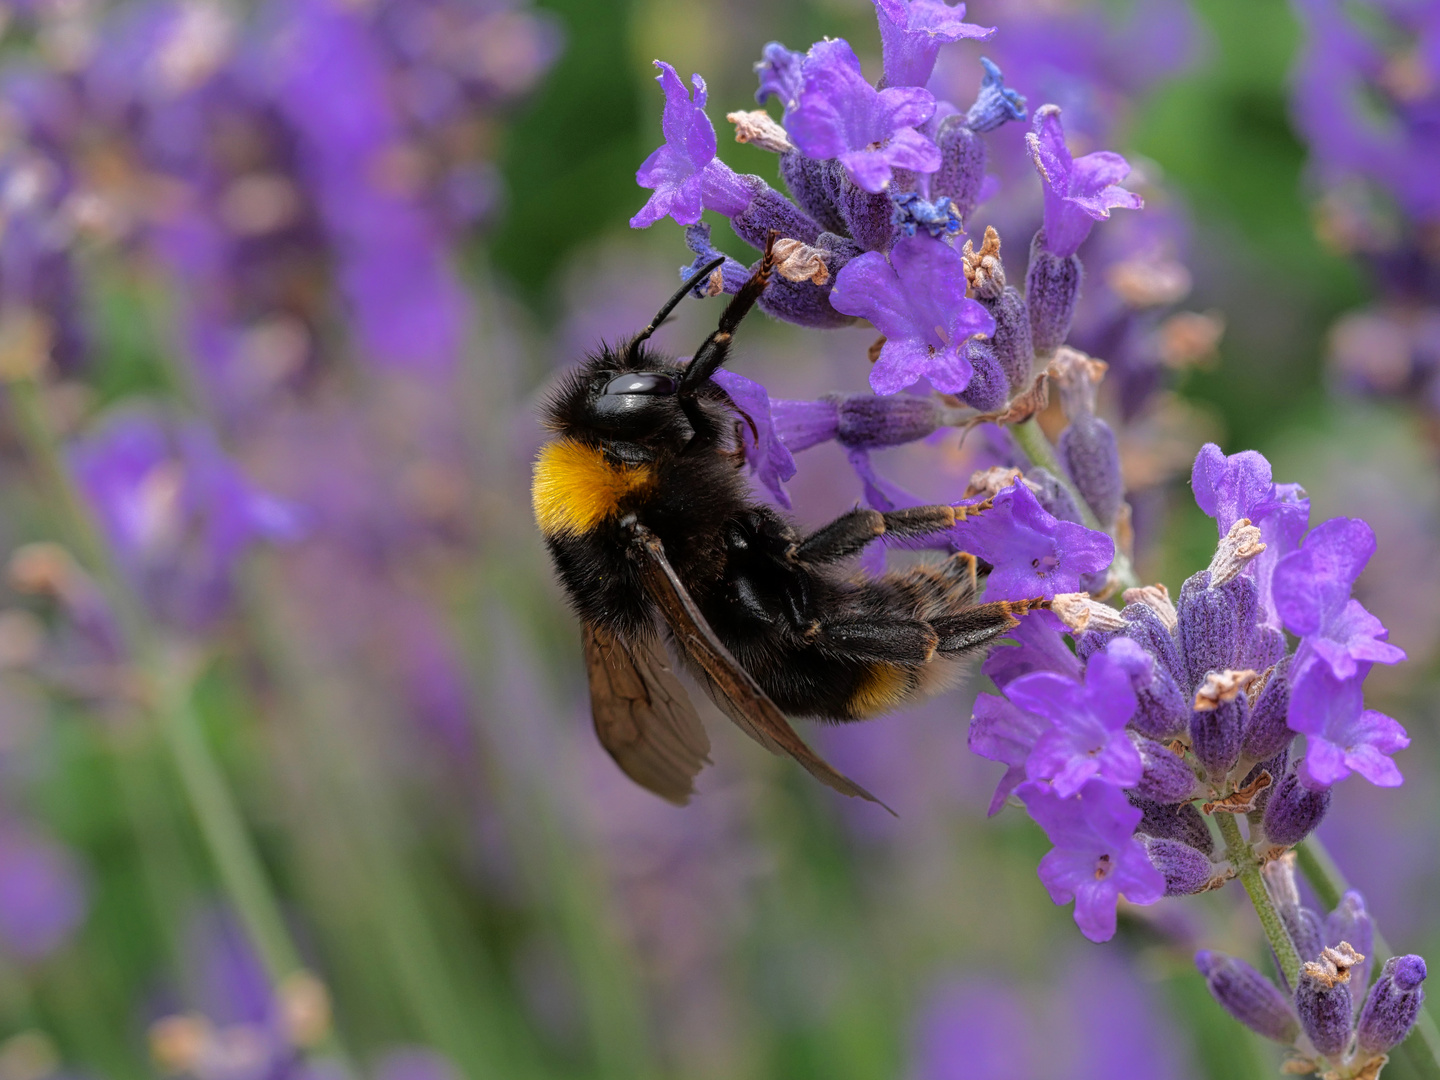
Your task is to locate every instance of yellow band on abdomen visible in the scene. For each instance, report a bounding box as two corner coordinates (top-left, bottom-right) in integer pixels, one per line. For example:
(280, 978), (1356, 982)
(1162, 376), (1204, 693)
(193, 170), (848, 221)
(532, 438), (654, 537)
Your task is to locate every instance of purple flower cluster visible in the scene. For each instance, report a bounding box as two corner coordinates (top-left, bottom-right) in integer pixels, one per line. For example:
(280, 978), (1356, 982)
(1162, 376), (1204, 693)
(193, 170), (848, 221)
(969, 443), (1408, 941)
(631, 0), (1141, 402)
(1198, 858), (1428, 1076)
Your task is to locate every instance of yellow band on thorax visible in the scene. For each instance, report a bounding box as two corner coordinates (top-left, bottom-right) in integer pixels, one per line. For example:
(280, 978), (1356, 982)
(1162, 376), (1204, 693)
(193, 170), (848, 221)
(532, 438), (654, 537)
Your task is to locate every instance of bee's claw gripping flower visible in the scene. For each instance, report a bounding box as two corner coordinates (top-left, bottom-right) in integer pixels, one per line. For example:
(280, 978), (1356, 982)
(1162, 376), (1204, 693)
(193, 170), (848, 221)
(872, 0), (995, 90)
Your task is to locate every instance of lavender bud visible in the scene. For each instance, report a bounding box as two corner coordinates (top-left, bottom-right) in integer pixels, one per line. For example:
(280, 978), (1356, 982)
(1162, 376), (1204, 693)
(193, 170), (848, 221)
(779, 152), (846, 235)
(729, 175), (822, 249)
(958, 339), (1008, 411)
(1142, 835), (1215, 896)
(1177, 572), (1238, 691)
(1287, 908), (1327, 969)
(1261, 769), (1331, 847)
(963, 58), (1027, 133)
(1123, 604), (1186, 686)
(1357, 956), (1428, 1056)
(827, 162), (898, 252)
(1132, 736), (1197, 803)
(980, 286), (1034, 393)
(1241, 657), (1293, 762)
(1025, 230), (1083, 356)
(833, 394), (941, 450)
(1297, 959), (1355, 1058)
(1195, 951), (1301, 1043)
(931, 115), (986, 225)
(1190, 673), (1248, 780)
(758, 233), (862, 329)
(1058, 416), (1123, 527)
(1026, 468), (1084, 526)
(1131, 795), (1214, 856)
(1326, 892), (1374, 1005)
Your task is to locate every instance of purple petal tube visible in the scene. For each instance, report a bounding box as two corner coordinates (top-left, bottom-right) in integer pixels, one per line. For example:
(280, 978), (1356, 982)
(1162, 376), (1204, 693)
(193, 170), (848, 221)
(1260, 770), (1332, 847)
(980, 285), (1034, 394)
(1241, 657), (1293, 762)
(1130, 795), (1213, 856)
(1132, 737), (1197, 804)
(1195, 951), (1301, 1044)
(1357, 956), (1428, 1056)
(1190, 694), (1246, 781)
(826, 162), (901, 252)
(1025, 231), (1083, 356)
(1142, 835), (1215, 896)
(931, 115), (986, 224)
(834, 394), (941, 449)
(729, 175), (823, 249)
(779, 152), (846, 234)
(1058, 415), (1123, 527)
(1177, 572), (1238, 691)
(1296, 965), (1354, 1059)
(958, 339), (1008, 411)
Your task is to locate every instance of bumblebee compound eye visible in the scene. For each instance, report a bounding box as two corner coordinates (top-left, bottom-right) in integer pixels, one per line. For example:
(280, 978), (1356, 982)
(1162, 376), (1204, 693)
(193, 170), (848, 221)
(603, 372), (677, 396)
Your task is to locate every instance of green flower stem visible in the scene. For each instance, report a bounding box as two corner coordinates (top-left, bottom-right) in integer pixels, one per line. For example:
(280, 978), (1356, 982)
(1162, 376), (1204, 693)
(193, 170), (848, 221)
(1298, 837), (1440, 1080)
(1215, 812), (1302, 989)
(5, 374), (308, 992)
(1008, 417), (1140, 594)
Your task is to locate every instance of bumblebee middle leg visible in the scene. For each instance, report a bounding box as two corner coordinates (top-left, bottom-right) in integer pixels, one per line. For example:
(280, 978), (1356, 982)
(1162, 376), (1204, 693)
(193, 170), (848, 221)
(791, 505), (961, 566)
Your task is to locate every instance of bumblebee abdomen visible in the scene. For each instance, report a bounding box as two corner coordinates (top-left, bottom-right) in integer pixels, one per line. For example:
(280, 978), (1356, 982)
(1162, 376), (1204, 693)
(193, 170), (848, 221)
(532, 437), (655, 538)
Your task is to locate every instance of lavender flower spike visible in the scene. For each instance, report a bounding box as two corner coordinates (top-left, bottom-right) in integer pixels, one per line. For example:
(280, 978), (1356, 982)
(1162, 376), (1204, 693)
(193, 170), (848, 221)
(873, 0), (995, 89)
(1017, 778), (1165, 942)
(785, 39), (941, 193)
(632, 62), (751, 228)
(1026, 105), (1143, 258)
(829, 234), (995, 394)
(1288, 662), (1409, 789)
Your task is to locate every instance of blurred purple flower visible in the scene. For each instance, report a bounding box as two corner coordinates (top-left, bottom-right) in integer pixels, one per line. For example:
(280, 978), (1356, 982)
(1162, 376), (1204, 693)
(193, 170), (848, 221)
(755, 42), (805, 112)
(1026, 105), (1142, 258)
(908, 978), (1035, 1080)
(829, 235), (995, 394)
(872, 0), (995, 90)
(1272, 517), (1406, 679)
(951, 481), (1114, 600)
(373, 1048), (462, 1080)
(70, 411), (301, 630)
(785, 40), (941, 193)
(1017, 778), (1164, 942)
(1289, 662), (1409, 789)
(0, 823), (86, 962)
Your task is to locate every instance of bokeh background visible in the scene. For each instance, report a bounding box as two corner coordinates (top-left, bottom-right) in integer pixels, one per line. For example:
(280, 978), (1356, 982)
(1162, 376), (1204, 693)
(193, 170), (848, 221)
(0, 0), (1434, 1078)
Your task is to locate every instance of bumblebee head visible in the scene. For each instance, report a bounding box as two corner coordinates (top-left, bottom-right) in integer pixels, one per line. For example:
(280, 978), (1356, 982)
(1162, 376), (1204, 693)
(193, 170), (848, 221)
(542, 344), (735, 455)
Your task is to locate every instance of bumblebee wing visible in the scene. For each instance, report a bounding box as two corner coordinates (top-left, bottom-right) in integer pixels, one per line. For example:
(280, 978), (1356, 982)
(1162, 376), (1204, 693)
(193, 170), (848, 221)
(630, 525), (892, 812)
(584, 622), (712, 805)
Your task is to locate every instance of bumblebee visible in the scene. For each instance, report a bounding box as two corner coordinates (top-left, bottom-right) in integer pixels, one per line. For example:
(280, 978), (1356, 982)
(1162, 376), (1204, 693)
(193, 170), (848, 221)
(533, 239), (1044, 808)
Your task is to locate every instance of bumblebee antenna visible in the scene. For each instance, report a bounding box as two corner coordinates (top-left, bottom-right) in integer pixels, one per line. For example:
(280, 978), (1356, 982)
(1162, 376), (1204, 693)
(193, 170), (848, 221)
(629, 256), (728, 355)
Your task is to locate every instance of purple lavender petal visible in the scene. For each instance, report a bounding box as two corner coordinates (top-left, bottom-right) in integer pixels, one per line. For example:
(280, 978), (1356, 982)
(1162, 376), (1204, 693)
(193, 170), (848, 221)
(1019, 778), (1164, 942)
(1289, 662), (1409, 789)
(785, 39), (940, 193)
(711, 370), (798, 507)
(1025, 105), (1143, 258)
(968, 693), (1050, 816)
(873, 0), (995, 89)
(828, 236), (995, 395)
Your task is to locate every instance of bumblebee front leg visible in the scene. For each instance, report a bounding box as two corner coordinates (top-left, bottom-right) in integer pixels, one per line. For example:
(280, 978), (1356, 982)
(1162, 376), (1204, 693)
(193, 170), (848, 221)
(679, 233), (780, 392)
(791, 505), (960, 566)
(931, 598), (1049, 654)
